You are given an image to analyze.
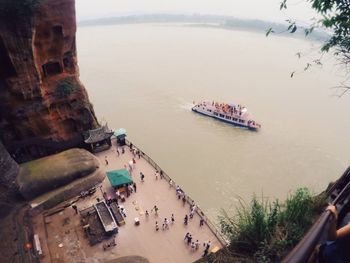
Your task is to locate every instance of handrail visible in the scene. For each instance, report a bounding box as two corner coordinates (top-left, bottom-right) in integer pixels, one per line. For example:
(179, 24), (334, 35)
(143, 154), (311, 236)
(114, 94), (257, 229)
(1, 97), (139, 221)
(283, 166), (350, 263)
(326, 166), (350, 196)
(123, 138), (228, 246)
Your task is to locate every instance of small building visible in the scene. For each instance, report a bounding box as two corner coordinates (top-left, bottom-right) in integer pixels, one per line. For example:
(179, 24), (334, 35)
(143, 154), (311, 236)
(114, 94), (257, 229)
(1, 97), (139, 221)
(114, 128), (127, 146)
(83, 124), (113, 153)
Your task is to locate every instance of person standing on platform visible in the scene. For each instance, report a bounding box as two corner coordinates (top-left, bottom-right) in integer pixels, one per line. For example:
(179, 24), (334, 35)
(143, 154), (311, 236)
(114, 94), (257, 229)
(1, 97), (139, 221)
(200, 217), (205, 227)
(184, 232), (190, 242)
(191, 242), (196, 251)
(119, 206), (126, 217)
(203, 247), (209, 257)
(190, 209), (195, 219)
(195, 240), (200, 250)
(164, 218), (169, 229)
(152, 205), (159, 216)
(184, 214), (188, 225)
(205, 241), (211, 251)
(140, 172), (145, 182)
(115, 189), (120, 199)
(128, 184), (133, 194)
(126, 184), (130, 197)
(187, 234), (192, 245)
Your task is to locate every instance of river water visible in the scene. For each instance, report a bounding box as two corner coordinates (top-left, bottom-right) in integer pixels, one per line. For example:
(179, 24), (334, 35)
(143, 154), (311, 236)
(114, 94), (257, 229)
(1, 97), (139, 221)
(77, 23), (350, 221)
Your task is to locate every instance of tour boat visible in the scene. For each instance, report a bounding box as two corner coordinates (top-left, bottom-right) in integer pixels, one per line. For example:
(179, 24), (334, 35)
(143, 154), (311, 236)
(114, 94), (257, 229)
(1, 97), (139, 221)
(192, 101), (261, 131)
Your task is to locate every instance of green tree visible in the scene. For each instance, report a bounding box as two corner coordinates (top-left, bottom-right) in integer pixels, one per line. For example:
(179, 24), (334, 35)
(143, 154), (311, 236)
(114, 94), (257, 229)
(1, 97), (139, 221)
(280, 0), (350, 65)
(268, 1), (350, 95)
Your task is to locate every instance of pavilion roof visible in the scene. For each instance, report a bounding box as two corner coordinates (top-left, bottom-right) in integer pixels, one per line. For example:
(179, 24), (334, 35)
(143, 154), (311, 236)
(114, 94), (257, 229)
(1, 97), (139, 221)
(84, 124), (113, 144)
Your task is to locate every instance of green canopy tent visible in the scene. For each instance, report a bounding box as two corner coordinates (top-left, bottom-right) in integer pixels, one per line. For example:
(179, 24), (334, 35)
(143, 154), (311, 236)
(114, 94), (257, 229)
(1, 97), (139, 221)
(106, 169), (133, 189)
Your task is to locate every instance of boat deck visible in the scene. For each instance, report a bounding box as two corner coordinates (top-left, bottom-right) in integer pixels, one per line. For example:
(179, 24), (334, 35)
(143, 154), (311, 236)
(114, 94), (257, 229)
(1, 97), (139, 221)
(193, 102), (261, 130)
(32, 140), (224, 263)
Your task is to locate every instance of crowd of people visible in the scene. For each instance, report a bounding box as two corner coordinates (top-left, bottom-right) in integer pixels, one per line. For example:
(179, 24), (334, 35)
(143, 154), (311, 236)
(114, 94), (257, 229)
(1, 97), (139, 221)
(197, 101), (247, 117)
(184, 233), (212, 256)
(213, 101), (247, 117)
(99, 141), (216, 259)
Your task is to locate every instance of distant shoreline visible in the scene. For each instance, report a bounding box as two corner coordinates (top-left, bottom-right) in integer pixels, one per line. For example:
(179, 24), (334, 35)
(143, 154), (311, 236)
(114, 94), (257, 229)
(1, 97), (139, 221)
(78, 13), (329, 43)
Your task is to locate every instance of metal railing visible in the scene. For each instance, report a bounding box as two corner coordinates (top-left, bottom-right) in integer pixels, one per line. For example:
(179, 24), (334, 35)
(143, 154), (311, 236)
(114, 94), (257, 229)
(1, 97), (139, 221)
(283, 166), (350, 263)
(123, 138), (228, 246)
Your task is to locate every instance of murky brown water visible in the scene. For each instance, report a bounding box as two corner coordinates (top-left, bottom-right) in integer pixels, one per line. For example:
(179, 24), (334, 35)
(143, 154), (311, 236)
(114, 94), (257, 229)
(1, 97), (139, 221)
(77, 23), (350, 220)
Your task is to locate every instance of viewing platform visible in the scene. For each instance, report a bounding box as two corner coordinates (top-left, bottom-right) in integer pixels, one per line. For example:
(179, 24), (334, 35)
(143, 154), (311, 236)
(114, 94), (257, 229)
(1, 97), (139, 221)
(32, 139), (225, 263)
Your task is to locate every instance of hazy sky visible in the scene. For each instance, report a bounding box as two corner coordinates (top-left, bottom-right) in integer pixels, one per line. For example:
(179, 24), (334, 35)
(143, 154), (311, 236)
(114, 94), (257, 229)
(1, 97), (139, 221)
(75, 0), (316, 24)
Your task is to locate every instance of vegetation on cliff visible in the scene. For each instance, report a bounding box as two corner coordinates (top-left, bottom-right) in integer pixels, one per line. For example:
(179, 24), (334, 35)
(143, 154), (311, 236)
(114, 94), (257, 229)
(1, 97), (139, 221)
(197, 188), (326, 263)
(280, 0), (350, 65)
(268, 0), (350, 94)
(56, 77), (78, 97)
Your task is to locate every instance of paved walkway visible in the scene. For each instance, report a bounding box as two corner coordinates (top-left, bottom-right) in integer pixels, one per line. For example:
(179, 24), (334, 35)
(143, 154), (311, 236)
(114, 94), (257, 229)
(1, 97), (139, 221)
(34, 140), (223, 263)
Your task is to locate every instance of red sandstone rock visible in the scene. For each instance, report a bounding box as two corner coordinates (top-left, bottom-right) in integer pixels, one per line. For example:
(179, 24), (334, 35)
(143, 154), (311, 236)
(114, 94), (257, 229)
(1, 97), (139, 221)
(0, 141), (20, 217)
(0, 0), (98, 162)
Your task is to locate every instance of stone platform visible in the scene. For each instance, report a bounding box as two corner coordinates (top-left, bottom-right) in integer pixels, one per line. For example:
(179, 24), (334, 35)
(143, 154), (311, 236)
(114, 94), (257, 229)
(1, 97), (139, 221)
(32, 140), (224, 263)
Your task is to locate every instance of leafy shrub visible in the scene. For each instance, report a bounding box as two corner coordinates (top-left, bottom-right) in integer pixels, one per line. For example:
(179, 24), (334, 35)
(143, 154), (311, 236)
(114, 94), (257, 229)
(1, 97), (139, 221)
(219, 188), (326, 262)
(56, 77), (77, 97)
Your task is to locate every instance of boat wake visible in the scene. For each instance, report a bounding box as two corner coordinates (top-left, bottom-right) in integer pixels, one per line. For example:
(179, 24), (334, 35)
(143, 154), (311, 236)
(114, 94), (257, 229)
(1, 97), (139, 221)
(178, 99), (195, 111)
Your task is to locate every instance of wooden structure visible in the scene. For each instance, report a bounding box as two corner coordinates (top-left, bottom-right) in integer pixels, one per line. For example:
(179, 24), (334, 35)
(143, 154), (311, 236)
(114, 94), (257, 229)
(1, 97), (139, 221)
(94, 201), (118, 233)
(110, 203), (125, 226)
(84, 124), (113, 153)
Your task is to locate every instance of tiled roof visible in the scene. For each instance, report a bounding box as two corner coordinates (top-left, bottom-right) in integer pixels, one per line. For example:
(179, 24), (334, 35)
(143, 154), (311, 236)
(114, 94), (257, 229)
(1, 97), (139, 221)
(84, 124), (113, 143)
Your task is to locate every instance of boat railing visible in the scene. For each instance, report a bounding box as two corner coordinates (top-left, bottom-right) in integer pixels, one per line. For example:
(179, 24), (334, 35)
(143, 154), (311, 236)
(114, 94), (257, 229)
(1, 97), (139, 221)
(123, 138), (228, 246)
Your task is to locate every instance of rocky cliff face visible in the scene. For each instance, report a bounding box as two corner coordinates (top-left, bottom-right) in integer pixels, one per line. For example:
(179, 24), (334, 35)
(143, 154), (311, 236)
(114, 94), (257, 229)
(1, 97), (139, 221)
(0, 141), (21, 217)
(0, 0), (98, 162)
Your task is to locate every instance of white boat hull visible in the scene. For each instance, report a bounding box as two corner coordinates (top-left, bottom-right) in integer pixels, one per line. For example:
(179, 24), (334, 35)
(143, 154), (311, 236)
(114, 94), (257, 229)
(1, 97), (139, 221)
(192, 103), (260, 131)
